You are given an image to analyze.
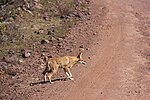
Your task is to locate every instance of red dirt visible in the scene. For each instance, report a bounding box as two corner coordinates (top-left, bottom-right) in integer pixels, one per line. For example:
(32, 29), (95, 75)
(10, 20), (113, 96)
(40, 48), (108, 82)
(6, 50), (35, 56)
(1, 0), (150, 100)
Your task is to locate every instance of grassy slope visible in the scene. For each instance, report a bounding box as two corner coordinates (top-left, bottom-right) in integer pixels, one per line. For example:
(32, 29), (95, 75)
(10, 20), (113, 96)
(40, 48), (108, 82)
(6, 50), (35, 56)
(0, 0), (88, 59)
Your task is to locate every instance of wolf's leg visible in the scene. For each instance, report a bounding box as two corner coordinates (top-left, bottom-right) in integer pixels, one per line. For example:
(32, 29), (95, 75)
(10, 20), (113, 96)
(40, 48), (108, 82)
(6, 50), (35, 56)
(64, 68), (74, 80)
(47, 68), (58, 84)
(44, 73), (47, 81)
(43, 66), (48, 82)
(47, 72), (54, 84)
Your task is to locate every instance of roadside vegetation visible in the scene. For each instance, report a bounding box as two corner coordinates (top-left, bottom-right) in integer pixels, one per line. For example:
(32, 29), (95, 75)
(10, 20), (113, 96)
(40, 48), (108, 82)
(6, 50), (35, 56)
(0, 0), (89, 58)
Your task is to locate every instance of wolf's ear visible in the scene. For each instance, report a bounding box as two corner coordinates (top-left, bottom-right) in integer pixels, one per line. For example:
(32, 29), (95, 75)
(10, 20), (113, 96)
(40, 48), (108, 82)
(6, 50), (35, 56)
(77, 52), (83, 59)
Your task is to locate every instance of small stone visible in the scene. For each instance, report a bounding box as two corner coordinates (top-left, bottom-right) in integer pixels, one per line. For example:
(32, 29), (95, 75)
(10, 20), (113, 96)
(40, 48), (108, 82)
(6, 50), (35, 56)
(88, 12), (91, 15)
(35, 78), (39, 81)
(57, 42), (63, 47)
(24, 52), (30, 58)
(22, 49), (31, 58)
(66, 48), (73, 52)
(47, 54), (53, 58)
(41, 53), (46, 56)
(39, 65), (44, 69)
(50, 37), (57, 41)
(93, 33), (96, 35)
(70, 48), (73, 52)
(60, 15), (67, 19)
(41, 39), (50, 44)
(80, 45), (84, 48)
(68, 13), (75, 17)
(18, 59), (24, 64)
(79, 48), (84, 51)
(36, 90), (41, 92)
(86, 48), (89, 50)
(37, 29), (44, 34)
(48, 30), (52, 35)
(57, 38), (63, 41)
(43, 15), (49, 21)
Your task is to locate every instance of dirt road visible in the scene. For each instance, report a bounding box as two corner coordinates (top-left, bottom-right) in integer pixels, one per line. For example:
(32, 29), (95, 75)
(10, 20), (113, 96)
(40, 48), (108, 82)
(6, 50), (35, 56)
(28, 0), (150, 100)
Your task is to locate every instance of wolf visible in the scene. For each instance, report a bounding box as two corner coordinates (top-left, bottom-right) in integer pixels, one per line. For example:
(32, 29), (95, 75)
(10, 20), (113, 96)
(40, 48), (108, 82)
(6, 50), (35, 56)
(43, 52), (86, 84)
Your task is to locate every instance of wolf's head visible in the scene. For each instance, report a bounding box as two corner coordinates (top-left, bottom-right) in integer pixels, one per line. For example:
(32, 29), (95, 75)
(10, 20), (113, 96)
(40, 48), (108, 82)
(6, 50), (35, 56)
(77, 52), (86, 64)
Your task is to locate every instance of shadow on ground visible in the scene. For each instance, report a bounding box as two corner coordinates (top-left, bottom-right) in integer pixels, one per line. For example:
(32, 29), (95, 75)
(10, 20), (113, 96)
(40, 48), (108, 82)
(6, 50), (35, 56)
(30, 78), (68, 86)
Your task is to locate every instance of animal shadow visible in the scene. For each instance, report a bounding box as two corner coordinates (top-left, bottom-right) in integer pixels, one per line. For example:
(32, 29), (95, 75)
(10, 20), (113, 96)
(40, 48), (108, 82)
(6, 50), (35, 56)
(30, 77), (68, 86)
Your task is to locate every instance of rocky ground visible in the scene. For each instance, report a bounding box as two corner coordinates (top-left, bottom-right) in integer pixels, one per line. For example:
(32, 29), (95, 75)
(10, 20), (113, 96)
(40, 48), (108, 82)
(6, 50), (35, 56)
(0, 0), (150, 100)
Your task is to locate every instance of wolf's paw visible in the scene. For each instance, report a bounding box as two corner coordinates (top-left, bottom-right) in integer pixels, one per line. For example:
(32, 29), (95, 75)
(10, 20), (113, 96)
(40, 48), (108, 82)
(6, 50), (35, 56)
(50, 81), (54, 84)
(69, 77), (74, 80)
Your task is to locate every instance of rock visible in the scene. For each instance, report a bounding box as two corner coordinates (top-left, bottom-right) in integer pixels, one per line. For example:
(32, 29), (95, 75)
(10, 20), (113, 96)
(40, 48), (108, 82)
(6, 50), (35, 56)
(41, 39), (50, 44)
(41, 53), (46, 56)
(24, 52), (30, 58)
(18, 59), (24, 64)
(21, 49), (31, 58)
(49, 37), (57, 41)
(57, 38), (63, 41)
(79, 45), (84, 48)
(88, 12), (92, 15)
(93, 33), (97, 35)
(60, 15), (68, 19)
(47, 30), (53, 35)
(79, 45), (84, 51)
(48, 28), (55, 35)
(66, 48), (73, 52)
(57, 42), (63, 47)
(68, 13), (75, 17)
(73, 12), (84, 19)
(79, 48), (84, 51)
(37, 28), (44, 34)
(39, 65), (44, 69)
(69, 48), (73, 52)
(34, 2), (43, 9)
(47, 54), (53, 58)
(86, 48), (90, 50)
(43, 12), (50, 21)
(43, 16), (49, 21)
